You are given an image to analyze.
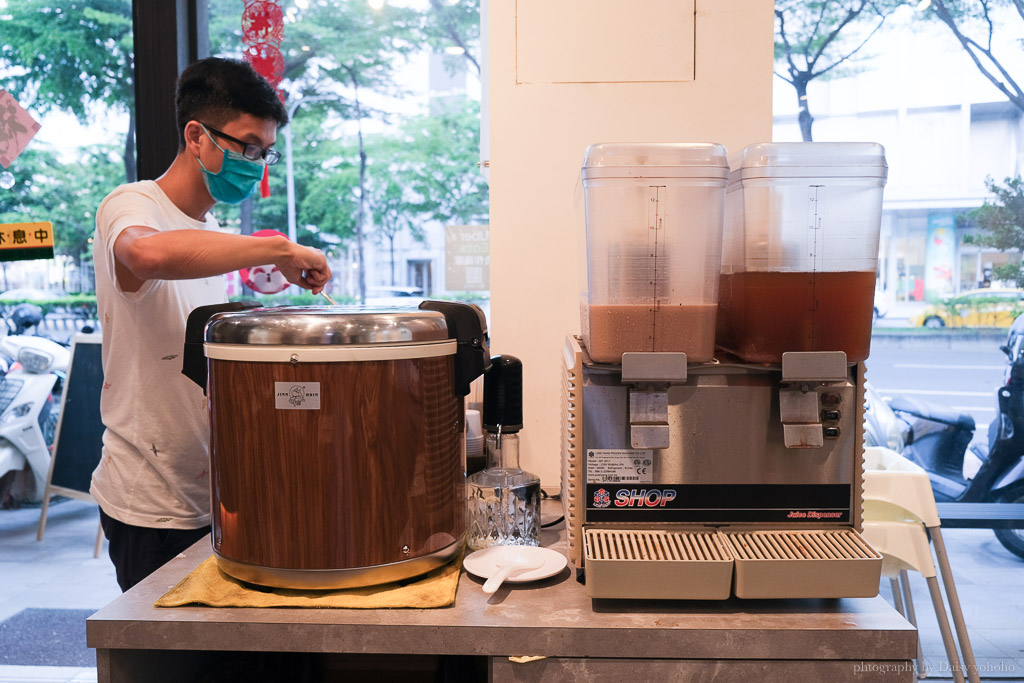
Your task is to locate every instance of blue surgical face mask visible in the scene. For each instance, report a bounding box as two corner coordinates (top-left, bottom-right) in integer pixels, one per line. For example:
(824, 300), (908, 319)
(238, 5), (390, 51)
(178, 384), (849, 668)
(196, 125), (266, 205)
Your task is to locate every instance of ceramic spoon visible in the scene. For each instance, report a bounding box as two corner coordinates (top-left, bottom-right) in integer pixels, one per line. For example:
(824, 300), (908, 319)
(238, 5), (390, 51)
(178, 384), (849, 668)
(482, 549), (545, 594)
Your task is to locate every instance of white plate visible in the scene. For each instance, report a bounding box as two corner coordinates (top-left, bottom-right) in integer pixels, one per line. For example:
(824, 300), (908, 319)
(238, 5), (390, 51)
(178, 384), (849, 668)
(463, 546), (568, 583)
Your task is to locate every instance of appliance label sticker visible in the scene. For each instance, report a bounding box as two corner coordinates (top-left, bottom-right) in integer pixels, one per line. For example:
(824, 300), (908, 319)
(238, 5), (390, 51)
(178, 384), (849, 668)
(586, 449), (654, 484)
(274, 382), (321, 410)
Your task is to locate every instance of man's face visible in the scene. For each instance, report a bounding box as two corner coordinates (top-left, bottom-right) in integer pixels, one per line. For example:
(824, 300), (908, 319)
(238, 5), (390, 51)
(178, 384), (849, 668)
(191, 114), (278, 175)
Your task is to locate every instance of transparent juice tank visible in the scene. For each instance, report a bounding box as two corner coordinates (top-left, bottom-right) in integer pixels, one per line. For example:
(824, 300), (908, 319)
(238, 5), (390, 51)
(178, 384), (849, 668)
(581, 143), (729, 363)
(717, 142), (888, 364)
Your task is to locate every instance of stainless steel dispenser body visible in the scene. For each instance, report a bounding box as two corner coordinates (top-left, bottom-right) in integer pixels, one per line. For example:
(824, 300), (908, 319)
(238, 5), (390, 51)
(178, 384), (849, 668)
(561, 336), (881, 600)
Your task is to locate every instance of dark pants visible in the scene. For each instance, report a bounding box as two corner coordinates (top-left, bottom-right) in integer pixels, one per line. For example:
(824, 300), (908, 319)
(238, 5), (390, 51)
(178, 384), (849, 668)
(99, 507), (210, 592)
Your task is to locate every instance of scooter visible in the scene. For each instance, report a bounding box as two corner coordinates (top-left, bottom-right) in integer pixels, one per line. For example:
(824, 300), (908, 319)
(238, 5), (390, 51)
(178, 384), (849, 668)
(0, 304), (71, 508)
(882, 316), (1024, 559)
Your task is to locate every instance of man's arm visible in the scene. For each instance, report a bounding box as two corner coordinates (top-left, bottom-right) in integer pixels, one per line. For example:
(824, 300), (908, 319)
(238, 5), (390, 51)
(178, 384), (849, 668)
(112, 227), (331, 294)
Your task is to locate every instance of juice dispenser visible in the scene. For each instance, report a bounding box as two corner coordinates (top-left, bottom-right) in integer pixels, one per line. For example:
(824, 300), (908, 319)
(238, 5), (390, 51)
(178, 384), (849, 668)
(561, 143), (884, 601)
(580, 143), (729, 363)
(717, 142), (888, 363)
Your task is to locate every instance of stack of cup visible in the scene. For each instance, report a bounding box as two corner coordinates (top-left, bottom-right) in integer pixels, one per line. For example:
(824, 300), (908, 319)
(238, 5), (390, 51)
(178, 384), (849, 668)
(466, 409), (486, 474)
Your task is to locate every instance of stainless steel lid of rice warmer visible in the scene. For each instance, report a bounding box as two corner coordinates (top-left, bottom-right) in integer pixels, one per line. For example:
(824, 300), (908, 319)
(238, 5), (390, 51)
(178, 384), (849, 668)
(204, 306), (452, 346)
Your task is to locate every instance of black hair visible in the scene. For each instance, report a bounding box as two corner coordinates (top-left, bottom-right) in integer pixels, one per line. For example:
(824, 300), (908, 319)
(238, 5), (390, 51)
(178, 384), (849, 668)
(174, 57), (289, 149)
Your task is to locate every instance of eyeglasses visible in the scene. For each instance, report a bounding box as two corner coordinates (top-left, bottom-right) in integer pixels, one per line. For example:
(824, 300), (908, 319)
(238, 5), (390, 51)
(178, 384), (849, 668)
(199, 123), (282, 165)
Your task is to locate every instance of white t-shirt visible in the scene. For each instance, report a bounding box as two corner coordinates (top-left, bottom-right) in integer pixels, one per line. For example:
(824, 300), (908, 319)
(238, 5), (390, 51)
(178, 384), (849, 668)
(91, 180), (226, 529)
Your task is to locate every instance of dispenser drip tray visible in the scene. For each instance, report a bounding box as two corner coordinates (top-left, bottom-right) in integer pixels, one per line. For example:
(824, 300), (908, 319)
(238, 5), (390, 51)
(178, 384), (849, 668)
(720, 529), (882, 599)
(581, 527), (883, 600)
(583, 528), (733, 600)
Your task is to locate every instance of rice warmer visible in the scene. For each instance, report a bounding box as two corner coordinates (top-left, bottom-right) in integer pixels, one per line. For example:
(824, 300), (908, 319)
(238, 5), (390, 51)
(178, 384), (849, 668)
(182, 301), (490, 589)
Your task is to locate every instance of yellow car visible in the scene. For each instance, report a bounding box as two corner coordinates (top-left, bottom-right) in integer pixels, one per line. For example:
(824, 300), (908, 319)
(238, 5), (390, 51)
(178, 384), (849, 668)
(910, 288), (1024, 328)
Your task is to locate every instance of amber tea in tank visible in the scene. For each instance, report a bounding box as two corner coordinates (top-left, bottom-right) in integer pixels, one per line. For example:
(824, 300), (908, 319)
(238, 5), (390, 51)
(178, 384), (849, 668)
(717, 142), (888, 363)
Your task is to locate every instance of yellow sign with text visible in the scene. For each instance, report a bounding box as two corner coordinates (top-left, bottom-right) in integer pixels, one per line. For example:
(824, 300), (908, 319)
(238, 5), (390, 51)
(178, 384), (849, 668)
(0, 221), (55, 262)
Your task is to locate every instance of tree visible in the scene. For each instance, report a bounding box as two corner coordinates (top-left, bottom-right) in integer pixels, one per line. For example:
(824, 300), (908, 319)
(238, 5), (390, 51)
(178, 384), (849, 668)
(0, 1), (136, 181)
(366, 166), (424, 287)
(397, 97), (489, 227)
(422, 0), (481, 77)
(281, 0), (421, 303)
(47, 146), (123, 291)
(775, 1), (901, 141)
(921, 0), (1024, 113)
(297, 134), (362, 256)
(963, 176), (1024, 285)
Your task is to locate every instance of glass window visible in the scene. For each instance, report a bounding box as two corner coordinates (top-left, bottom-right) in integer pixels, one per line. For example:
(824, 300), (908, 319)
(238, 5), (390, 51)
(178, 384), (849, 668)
(0, 0), (133, 299)
(205, 0), (489, 313)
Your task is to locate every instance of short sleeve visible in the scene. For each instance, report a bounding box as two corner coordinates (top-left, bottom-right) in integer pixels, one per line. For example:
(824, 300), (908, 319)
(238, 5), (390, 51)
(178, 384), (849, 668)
(95, 185), (165, 299)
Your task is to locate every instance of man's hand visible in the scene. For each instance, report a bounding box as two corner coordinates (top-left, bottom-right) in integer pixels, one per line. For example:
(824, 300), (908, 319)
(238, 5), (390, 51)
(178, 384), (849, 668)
(276, 243), (332, 294)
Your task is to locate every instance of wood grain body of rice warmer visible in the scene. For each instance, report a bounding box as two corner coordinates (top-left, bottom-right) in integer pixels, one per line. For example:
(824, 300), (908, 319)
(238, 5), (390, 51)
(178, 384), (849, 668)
(184, 302), (489, 590)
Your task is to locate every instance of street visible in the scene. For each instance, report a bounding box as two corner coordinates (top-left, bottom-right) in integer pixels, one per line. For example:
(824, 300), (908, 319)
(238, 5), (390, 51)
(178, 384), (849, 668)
(866, 345), (1007, 435)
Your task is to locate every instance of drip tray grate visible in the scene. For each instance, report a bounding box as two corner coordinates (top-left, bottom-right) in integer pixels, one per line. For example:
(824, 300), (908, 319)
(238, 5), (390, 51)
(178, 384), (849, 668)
(725, 529), (880, 561)
(584, 528), (733, 600)
(587, 528), (730, 562)
(720, 529), (882, 599)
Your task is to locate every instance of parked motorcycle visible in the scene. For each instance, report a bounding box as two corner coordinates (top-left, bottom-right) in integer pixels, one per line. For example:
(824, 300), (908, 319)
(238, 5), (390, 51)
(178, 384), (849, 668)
(0, 304), (71, 508)
(871, 316), (1024, 559)
(864, 381), (910, 453)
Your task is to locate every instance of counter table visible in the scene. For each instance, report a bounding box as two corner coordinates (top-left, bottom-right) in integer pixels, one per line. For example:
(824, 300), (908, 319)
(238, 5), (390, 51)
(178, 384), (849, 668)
(87, 534), (917, 682)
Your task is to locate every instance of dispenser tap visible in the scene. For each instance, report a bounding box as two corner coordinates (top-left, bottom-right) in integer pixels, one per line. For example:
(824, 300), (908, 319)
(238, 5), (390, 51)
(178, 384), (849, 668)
(779, 351), (848, 449)
(621, 352), (688, 450)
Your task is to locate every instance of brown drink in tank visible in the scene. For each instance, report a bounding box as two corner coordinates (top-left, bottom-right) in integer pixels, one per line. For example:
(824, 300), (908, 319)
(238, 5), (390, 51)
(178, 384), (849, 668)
(584, 303), (717, 363)
(716, 270), (875, 363)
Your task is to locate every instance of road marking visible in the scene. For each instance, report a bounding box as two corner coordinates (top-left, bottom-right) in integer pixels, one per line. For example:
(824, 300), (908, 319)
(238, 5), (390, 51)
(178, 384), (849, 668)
(892, 364), (1004, 371)
(875, 388), (992, 397)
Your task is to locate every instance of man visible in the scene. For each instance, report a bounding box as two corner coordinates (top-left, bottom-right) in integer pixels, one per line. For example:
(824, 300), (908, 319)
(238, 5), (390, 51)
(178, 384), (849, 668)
(91, 57), (331, 591)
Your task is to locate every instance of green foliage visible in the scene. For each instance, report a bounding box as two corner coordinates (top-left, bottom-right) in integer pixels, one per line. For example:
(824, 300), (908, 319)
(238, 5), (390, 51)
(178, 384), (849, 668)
(362, 97), (488, 284)
(432, 291), (489, 304)
(0, 294), (97, 318)
(48, 147), (123, 264)
(395, 97), (489, 227)
(774, 0), (902, 79)
(284, 0), (421, 98)
(421, 0), (481, 76)
(228, 291), (357, 306)
(0, 1), (135, 181)
(964, 176), (1024, 285)
(0, 0), (134, 117)
(775, 0), (903, 140)
(298, 136), (362, 252)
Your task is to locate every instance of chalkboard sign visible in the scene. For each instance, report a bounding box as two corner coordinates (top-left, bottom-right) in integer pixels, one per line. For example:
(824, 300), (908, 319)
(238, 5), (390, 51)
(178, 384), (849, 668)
(37, 334), (105, 551)
(47, 335), (104, 494)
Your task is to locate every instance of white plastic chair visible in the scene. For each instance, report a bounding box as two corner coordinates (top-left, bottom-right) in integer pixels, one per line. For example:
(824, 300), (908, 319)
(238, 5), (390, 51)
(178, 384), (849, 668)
(863, 447), (978, 683)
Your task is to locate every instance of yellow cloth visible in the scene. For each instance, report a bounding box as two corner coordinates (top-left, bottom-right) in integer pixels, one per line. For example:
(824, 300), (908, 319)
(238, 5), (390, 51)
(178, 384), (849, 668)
(155, 553), (462, 609)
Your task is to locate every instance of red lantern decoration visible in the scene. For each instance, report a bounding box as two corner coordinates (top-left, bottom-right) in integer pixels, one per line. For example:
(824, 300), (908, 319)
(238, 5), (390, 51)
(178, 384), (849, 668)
(241, 0), (285, 198)
(242, 0), (285, 102)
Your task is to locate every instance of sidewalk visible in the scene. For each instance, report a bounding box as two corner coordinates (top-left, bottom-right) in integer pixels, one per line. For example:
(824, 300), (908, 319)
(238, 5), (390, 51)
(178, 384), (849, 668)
(2, 496), (1023, 680)
(0, 498), (118, 683)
